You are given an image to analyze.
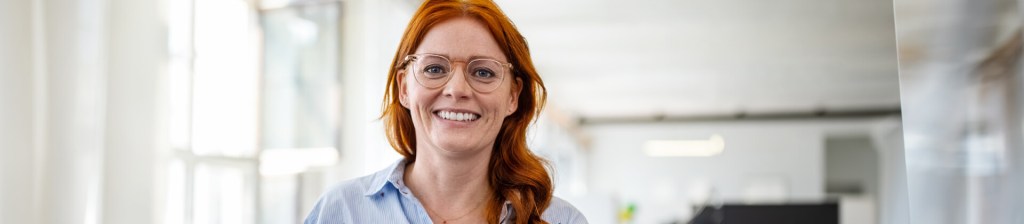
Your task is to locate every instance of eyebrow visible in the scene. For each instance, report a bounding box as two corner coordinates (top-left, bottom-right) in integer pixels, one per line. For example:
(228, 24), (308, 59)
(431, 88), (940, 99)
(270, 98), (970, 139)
(422, 53), (505, 61)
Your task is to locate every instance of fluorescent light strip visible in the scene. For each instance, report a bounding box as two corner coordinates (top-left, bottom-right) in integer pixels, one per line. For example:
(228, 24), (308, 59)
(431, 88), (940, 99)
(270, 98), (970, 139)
(644, 135), (725, 157)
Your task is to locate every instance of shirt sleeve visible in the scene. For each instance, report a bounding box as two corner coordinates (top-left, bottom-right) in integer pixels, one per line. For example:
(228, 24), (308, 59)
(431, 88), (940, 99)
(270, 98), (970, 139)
(303, 196), (326, 224)
(542, 197), (590, 224)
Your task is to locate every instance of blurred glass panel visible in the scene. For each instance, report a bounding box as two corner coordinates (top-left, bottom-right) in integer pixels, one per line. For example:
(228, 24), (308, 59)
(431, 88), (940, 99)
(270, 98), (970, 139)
(192, 0), (260, 157)
(193, 163), (256, 224)
(259, 4), (339, 223)
(169, 56), (193, 150)
(260, 175), (299, 223)
(895, 0), (1024, 223)
(261, 4), (340, 150)
(168, 0), (193, 150)
(164, 159), (186, 224)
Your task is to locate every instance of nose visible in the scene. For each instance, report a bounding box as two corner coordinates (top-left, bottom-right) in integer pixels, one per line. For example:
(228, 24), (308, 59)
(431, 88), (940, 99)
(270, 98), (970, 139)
(442, 63), (473, 99)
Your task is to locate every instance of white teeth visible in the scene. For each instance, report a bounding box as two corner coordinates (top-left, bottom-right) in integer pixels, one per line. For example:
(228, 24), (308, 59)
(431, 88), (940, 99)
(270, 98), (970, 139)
(437, 110), (479, 121)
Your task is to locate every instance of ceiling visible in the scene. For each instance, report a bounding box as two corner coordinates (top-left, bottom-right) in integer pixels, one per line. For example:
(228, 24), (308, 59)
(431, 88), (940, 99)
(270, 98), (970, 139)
(495, 0), (901, 121)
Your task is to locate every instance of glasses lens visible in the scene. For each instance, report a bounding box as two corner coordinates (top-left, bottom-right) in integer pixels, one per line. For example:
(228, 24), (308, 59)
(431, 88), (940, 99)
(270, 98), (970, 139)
(467, 60), (505, 92)
(413, 55), (450, 88)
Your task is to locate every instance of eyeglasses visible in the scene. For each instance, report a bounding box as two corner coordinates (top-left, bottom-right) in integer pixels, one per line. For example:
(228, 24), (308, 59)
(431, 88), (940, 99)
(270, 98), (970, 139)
(402, 53), (513, 93)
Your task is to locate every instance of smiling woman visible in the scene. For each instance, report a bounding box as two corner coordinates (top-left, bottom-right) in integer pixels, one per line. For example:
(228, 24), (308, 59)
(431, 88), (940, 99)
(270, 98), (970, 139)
(303, 0), (587, 224)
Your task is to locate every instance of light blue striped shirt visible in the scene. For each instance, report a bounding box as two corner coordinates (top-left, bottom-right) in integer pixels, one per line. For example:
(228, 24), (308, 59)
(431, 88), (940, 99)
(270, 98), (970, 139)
(304, 159), (588, 224)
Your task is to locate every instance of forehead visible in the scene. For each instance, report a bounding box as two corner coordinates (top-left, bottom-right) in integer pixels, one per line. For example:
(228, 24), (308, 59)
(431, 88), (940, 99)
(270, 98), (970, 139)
(414, 17), (508, 62)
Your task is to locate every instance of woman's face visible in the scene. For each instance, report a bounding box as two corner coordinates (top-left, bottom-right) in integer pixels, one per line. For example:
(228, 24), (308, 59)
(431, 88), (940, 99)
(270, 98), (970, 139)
(400, 17), (521, 157)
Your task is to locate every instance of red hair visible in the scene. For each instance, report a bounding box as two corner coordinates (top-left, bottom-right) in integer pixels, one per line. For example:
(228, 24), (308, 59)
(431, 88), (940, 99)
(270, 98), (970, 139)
(379, 0), (551, 223)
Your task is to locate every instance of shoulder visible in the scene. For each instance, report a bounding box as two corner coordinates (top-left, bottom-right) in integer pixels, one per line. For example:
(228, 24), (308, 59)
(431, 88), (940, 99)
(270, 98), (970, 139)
(317, 173), (381, 203)
(541, 196), (589, 224)
(304, 164), (398, 224)
(313, 160), (403, 206)
(303, 175), (377, 224)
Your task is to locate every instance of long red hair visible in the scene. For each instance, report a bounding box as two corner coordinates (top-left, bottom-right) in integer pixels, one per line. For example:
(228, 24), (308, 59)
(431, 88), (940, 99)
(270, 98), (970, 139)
(380, 0), (551, 223)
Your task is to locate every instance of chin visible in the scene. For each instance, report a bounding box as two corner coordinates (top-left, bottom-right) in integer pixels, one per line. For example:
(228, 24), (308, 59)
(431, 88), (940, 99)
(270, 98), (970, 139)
(433, 137), (489, 154)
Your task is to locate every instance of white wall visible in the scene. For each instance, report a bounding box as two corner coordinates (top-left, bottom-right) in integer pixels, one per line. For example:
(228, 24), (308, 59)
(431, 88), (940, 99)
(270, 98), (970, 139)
(102, 0), (165, 223)
(582, 117), (901, 224)
(0, 0), (38, 223)
(0, 0), (165, 223)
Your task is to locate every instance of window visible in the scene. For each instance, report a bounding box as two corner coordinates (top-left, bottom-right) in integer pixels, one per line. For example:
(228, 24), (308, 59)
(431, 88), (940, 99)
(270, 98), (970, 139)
(166, 0), (341, 223)
(259, 2), (341, 223)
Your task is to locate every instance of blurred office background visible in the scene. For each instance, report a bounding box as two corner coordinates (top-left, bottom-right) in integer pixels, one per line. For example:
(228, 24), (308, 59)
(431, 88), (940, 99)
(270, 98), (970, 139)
(0, 0), (1022, 223)
(895, 0), (1024, 223)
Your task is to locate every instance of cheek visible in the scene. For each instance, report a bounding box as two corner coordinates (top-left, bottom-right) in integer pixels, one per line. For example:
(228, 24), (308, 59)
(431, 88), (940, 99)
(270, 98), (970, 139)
(416, 92), (442, 108)
(404, 81), (433, 107)
(484, 95), (513, 119)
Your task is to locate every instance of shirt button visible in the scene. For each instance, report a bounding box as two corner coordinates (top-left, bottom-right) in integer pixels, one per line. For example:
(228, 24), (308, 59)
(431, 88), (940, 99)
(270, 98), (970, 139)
(380, 193), (384, 197)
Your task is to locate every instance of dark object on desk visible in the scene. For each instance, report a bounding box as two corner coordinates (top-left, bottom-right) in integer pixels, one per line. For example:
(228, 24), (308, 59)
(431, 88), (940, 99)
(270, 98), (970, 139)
(689, 202), (839, 224)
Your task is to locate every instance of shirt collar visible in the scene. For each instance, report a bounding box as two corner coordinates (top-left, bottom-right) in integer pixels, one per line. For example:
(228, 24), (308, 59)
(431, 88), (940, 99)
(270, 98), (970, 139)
(499, 201), (514, 223)
(362, 158), (517, 222)
(363, 159), (408, 196)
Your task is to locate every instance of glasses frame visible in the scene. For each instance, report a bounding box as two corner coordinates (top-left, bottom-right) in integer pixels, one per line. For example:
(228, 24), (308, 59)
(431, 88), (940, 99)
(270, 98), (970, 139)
(401, 53), (514, 93)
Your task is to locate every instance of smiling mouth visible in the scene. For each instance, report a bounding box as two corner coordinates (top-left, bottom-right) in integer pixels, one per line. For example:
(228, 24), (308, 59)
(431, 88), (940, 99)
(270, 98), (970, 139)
(434, 110), (481, 122)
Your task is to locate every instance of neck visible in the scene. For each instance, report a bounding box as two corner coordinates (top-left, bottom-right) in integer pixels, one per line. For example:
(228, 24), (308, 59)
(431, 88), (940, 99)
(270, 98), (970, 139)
(405, 147), (492, 222)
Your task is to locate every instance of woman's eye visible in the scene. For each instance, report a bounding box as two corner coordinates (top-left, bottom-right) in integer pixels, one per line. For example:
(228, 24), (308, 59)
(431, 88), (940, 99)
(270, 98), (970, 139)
(473, 69), (496, 78)
(424, 65), (446, 74)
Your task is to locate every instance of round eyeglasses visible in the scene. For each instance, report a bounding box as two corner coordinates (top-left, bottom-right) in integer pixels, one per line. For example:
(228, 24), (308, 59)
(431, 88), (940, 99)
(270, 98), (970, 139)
(402, 53), (513, 93)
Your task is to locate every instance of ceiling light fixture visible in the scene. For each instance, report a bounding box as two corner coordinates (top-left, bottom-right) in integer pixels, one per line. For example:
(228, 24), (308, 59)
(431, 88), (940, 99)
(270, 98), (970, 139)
(644, 135), (725, 157)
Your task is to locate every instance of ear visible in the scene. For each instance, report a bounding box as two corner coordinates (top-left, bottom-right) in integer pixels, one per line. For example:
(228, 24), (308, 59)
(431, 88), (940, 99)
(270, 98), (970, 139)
(506, 77), (523, 116)
(398, 70), (410, 109)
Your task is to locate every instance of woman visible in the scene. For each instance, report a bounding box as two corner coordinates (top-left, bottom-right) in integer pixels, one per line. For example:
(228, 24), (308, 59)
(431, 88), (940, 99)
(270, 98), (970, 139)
(303, 0), (587, 223)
